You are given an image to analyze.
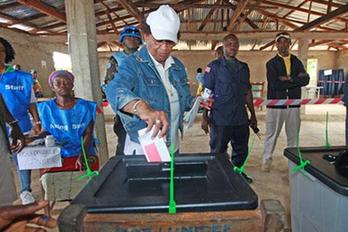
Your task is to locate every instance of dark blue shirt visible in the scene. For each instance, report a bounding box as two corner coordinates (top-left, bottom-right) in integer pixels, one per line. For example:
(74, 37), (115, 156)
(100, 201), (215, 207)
(203, 58), (251, 126)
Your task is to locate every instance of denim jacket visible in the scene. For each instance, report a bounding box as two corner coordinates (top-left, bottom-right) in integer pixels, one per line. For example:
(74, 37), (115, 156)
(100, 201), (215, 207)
(105, 46), (193, 143)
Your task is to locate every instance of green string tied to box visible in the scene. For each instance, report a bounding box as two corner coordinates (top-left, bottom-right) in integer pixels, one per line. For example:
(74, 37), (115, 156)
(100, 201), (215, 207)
(292, 130), (310, 173)
(78, 136), (99, 180)
(168, 143), (176, 214)
(233, 135), (255, 179)
(325, 111), (331, 148)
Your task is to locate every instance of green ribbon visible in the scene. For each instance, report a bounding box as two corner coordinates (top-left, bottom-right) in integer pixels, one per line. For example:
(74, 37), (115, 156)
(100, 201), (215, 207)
(291, 130), (310, 173)
(168, 144), (176, 214)
(325, 111), (331, 148)
(78, 136), (99, 180)
(233, 135), (255, 179)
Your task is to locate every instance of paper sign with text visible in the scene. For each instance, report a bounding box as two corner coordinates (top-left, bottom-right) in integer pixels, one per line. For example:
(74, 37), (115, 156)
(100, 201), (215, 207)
(17, 146), (62, 170)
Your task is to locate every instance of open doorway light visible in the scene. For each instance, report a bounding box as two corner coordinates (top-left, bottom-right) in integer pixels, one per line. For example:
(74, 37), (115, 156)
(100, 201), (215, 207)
(52, 52), (72, 71)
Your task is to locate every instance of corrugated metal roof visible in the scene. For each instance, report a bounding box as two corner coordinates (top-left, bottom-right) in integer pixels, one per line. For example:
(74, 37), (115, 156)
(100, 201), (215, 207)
(0, 0), (347, 50)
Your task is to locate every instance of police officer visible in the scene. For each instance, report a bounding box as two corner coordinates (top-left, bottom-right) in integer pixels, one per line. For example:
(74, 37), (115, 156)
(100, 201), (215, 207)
(202, 33), (257, 183)
(103, 26), (143, 155)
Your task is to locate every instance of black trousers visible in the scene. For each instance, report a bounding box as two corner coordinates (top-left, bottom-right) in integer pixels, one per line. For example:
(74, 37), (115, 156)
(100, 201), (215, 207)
(113, 115), (126, 155)
(209, 123), (250, 167)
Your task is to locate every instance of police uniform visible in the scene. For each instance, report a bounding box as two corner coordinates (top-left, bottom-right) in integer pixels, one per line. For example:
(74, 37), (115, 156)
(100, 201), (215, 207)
(203, 57), (251, 167)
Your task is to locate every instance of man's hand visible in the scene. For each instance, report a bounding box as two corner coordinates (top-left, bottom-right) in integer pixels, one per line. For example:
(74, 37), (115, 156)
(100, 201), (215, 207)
(139, 108), (169, 139)
(9, 125), (25, 153)
(249, 114), (257, 131)
(298, 72), (308, 78)
(32, 123), (42, 135)
(201, 113), (211, 134)
(199, 97), (213, 110)
(279, 76), (292, 82)
(123, 100), (170, 139)
(77, 154), (97, 170)
(0, 201), (57, 232)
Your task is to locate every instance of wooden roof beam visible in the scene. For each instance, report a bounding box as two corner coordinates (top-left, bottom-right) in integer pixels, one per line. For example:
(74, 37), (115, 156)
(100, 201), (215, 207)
(198, 0), (221, 31)
(327, 0), (333, 14)
(310, 39), (333, 47)
(257, 9), (298, 29)
(16, 0), (66, 22)
(234, 0), (263, 29)
(35, 31), (348, 44)
(311, 0), (342, 8)
(20, 13), (47, 21)
(222, 0), (258, 29)
(262, 0), (348, 23)
(282, 0), (308, 19)
(259, 4), (348, 50)
(295, 3), (348, 31)
(41, 8), (152, 31)
(115, 0), (144, 21)
(99, 0), (123, 34)
(0, 11), (54, 34)
(174, 0), (206, 12)
(0, 2), (21, 10)
(226, 0), (249, 32)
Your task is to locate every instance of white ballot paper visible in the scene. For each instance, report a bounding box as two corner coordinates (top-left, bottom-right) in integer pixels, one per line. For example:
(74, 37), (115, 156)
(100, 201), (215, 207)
(123, 134), (144, 155)
(183, 96), (203, 129)
(17, 146), (62, 170)
(138, 127), (171, 162)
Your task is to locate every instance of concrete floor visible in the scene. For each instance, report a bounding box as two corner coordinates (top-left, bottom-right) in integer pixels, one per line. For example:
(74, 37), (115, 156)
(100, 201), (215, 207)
(13, 104), (346, 231)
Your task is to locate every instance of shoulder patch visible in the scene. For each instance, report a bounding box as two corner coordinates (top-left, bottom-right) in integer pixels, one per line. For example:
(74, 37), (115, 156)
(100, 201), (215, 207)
(205, 66), (211, 73)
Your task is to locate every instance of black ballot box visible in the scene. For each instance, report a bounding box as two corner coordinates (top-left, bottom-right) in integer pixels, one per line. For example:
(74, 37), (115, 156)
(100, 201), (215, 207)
(58, 153), (259, 232)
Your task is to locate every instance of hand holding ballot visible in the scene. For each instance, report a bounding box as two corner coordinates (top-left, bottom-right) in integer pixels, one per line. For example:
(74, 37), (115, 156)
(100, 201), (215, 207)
(200, 88), (213, 110)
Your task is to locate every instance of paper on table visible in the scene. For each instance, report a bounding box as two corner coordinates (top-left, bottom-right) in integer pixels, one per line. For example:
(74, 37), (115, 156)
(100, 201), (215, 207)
(17, 146), (62, 170)
(138, 127), (171, 162)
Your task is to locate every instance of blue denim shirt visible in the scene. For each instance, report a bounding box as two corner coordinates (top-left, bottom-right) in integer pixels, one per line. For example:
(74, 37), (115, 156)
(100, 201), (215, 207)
(203, 57), (251, 126)
(105, 46), (193, 143)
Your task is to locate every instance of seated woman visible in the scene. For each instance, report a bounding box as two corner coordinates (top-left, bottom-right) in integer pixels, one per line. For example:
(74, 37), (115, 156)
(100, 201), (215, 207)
(35, 70), (99, 201)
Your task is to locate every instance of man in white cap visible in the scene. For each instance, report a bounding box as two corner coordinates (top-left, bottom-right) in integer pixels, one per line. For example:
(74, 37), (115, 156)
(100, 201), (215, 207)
(105, 5), (193, 154)
(262, 32), (309, 172)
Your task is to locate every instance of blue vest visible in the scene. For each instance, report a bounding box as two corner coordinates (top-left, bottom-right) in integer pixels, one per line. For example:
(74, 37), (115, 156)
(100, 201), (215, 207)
(112, 51), (128, 67)
(38, 98), (97, 158)
(0, 70), (33, 133)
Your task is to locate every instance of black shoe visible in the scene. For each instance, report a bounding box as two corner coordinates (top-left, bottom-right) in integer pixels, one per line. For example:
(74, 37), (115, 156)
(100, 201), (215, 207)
(241, 172), (253, 184)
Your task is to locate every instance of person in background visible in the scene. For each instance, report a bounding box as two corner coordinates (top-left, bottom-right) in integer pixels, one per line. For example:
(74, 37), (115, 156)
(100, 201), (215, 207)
(0, 94), (25, 207)
(33, 70), (99, 201)
(0, 37), (41, 205)
(202, 34), (257, 183)
(195, 67), (204, 96)
(215, 45), (224, 59)
(13, 64), (21, 71)
(105, 5), (193, 155)
(0, 201), (57, 231)
(342, 75), (348, 145)
(262, 32), (309, 172)
(103, 25), (143, 155)
(201, 45), (225, 132)
(30, 69), (43, 98)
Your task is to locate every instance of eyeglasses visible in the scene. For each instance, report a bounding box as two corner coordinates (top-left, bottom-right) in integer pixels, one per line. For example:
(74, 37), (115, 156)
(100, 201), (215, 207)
(153, 39), (176, 48)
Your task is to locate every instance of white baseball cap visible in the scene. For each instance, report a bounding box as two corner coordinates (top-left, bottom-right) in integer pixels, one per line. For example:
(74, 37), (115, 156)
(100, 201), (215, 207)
(146, 5), (180, 43)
